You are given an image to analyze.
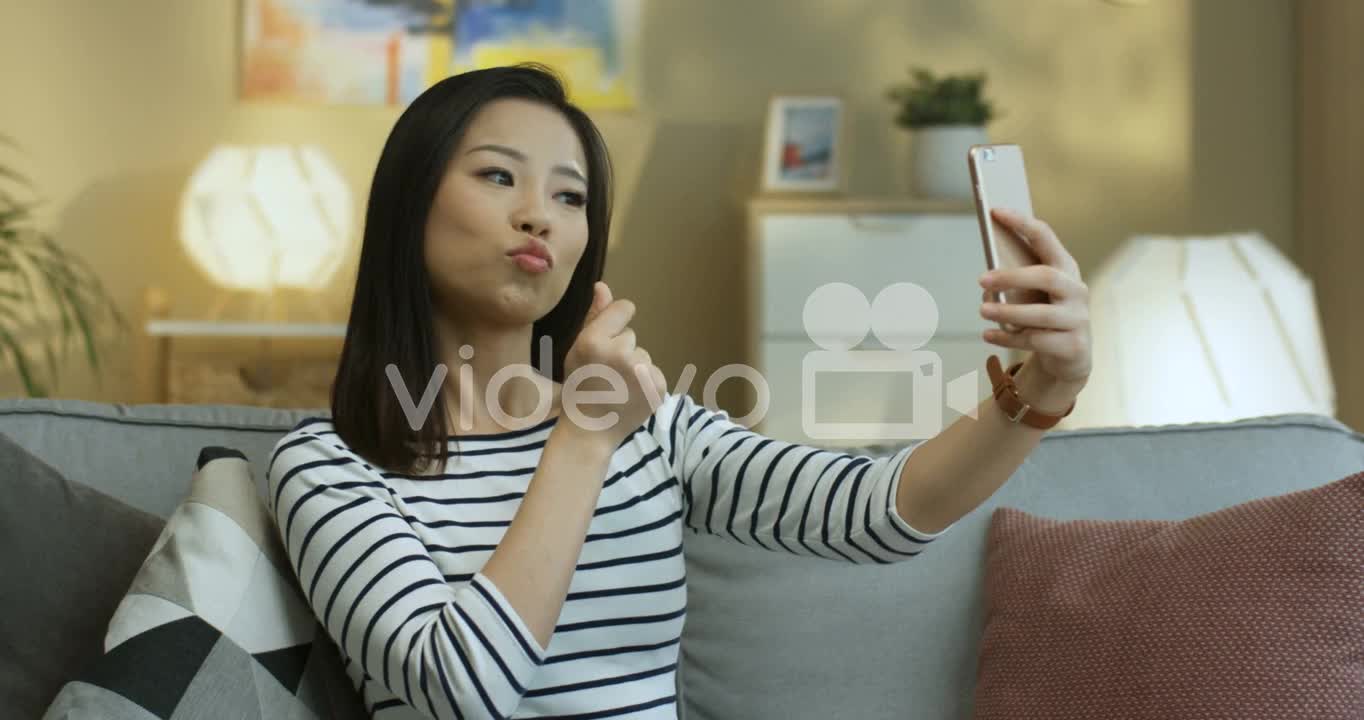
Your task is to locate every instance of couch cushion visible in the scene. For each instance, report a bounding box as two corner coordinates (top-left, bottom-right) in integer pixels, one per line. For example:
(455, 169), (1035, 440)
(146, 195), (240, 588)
(974, 470), (1364, 719)
(0, 432), (165, 719)
(42, 449), (366, 719)
(678, 413), (1364, 720)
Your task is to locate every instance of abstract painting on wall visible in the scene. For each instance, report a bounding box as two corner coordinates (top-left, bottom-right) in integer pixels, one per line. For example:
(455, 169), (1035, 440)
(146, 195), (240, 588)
(240, 0), (641, 110)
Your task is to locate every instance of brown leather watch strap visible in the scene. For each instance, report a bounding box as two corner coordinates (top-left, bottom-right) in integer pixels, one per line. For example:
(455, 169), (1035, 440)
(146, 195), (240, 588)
(986, 354), (1075, 429)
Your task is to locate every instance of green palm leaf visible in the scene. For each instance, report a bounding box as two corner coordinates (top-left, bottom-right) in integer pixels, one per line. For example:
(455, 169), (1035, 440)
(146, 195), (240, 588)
(0, 323), (45, 397)
(0, 135), (120, 397)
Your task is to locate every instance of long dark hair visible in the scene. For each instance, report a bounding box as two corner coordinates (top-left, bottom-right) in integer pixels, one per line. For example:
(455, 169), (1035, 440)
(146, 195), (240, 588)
(331, 64), (613, 475)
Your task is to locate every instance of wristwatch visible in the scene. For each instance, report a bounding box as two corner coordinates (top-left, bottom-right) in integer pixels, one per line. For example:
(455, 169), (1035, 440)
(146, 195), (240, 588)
(986, 354), (1075, 429)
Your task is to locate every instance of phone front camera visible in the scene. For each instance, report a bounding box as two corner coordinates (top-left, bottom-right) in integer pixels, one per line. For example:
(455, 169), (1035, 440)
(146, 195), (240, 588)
(982, 148), (996, 161)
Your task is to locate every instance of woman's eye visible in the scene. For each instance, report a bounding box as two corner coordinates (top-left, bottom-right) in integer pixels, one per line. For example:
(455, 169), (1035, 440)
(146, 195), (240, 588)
(480, 169), (512, 186)
(556, 191), (587, 208)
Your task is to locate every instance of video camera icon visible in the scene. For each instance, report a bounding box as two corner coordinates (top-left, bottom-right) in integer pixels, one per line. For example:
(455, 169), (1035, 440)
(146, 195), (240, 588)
(801, 282), (981, 441)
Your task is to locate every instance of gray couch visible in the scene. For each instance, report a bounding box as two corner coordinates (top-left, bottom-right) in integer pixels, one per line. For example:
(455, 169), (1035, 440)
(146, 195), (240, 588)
(3, 397), (1361, 719)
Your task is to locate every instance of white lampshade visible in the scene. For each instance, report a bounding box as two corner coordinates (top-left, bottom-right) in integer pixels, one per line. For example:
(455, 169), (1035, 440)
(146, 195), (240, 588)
(1062, 232), (1336, 429)
(179, 144), (352, 292)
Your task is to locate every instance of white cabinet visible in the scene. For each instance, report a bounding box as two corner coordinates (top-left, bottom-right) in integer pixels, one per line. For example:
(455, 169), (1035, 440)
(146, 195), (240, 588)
(744, 198), (1011, 446)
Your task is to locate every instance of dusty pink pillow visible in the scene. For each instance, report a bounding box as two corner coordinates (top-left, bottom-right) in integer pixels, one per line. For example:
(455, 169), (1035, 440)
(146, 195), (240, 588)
(973, 471), (1364, 720)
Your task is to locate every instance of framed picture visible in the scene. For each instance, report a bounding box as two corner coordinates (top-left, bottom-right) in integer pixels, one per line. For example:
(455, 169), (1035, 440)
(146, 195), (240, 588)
(761, 96), (846, 193)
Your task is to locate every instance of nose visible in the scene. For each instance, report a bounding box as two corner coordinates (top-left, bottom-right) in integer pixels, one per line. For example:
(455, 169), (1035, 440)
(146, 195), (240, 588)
(510, 192), (551, 239)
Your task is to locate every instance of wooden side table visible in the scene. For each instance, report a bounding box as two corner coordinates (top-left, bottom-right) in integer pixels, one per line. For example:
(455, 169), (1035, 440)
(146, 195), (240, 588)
(139, 288), (346, 408)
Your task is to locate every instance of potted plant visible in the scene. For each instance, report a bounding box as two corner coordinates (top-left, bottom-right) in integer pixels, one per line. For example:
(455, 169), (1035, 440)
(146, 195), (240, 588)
(886, 67), (999, 200)
(0, 134), (125, 397)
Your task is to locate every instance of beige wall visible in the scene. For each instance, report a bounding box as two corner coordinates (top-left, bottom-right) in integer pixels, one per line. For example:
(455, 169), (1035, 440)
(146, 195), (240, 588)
(0, 0), (1296, 415)
(1298, 0), (1364, 431)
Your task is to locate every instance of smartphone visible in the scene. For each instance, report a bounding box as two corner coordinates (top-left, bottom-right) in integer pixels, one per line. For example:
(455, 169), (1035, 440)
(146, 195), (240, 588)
(967, 143), (1047, 333)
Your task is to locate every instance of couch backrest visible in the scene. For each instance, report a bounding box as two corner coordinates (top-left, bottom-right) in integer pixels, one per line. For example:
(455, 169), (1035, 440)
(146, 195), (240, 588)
(677, 412), (1364, 720)
(0, 398), (314, 518)
(3, 399), (1361, 719)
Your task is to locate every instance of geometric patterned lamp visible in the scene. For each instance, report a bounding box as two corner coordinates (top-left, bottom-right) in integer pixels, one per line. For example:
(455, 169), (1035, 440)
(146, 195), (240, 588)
(1060, 232), (1336, 429)
(179, 145), (353, 295)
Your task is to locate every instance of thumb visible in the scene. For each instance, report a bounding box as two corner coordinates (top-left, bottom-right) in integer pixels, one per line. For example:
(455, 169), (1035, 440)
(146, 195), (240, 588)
(584, 281), (612, 325)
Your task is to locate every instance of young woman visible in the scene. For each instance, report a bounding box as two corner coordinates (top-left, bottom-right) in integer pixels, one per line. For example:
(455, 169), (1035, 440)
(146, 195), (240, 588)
(267, 64), (1092, 719)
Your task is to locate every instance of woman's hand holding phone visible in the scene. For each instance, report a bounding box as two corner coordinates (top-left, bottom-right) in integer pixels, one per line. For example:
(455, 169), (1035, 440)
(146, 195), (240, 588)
(976, 207), (1093, 389)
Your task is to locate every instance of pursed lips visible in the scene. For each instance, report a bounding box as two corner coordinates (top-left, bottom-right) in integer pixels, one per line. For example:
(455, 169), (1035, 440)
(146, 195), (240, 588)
(507, 237), (553, 271)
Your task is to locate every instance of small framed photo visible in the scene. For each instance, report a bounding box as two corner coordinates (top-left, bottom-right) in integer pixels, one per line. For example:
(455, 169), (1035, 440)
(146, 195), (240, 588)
(761, 95), (846, 193)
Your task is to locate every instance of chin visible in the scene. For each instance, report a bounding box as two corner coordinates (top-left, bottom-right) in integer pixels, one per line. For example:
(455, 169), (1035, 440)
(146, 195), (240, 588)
(491, 283), (561, 324)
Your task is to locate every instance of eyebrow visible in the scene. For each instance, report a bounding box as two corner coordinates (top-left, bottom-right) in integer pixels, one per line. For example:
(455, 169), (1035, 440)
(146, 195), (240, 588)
(466, 144), (588, 185)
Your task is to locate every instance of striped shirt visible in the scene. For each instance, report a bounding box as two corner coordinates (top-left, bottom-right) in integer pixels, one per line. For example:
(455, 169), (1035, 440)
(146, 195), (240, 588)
(267, 392), (949, 719)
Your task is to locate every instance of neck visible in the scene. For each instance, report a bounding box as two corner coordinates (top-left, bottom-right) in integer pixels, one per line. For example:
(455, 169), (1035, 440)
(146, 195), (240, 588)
(434, 316), (559, 434)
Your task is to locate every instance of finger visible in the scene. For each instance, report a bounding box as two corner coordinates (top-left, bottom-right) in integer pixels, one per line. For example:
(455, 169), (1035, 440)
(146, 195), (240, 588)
(631, 361), (667, 411)
(587, 297), (637, 338)
(990, 209), (1079, 276)
(982, 265), (1086, 301)
(647, 366), (668, 409)
(981, 300), (1085, 331)
(609, 327), (638, 354)
(628, 348), (653, 382)
(983, 327), (1081, 356)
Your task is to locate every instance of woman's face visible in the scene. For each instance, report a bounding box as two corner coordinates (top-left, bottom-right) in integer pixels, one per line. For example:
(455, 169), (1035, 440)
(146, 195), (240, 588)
(424, 97), (591, 329)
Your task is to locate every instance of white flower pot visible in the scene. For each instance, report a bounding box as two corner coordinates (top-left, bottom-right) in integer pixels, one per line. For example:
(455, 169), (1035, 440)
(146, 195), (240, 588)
(909, 125), (989, 200)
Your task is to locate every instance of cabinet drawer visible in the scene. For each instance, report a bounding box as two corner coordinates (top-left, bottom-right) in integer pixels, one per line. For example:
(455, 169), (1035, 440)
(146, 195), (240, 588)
(757, 213), (987, 338)
(751, 337), (996, 447)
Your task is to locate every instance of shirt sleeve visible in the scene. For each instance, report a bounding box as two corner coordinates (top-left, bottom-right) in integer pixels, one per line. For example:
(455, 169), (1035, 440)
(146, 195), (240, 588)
(654, 393), (953, 563)
(267, 427), (546, 720)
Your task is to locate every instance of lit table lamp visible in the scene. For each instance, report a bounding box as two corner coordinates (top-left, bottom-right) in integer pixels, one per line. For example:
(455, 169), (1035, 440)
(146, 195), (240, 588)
(163, 144), (353, 397)
(1061, 232), (1336, 429)
(179, 144), (353, 319)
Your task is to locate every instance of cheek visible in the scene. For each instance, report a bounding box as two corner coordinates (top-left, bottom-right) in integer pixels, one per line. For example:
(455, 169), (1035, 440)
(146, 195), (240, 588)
(425, 183), (503, 269)
(558, 214), (591, 266)
(431, 180), (498, 241)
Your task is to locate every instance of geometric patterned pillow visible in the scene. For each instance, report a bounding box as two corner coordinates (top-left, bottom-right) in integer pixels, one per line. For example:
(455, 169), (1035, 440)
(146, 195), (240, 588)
(42, 447), (368, 720)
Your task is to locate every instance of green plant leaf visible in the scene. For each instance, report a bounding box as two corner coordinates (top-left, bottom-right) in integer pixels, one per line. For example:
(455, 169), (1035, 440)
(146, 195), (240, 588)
(12, 241), (72, 380)
(40, 335), (59, 393)
(0, 301), (21, 326)
(36, 232), (120, 372)
(1, 242), (39, 308)
(0, 165), (32, 191)
(67, 290), (97, 371)
(0, 323), (46, 397)
(887, 66), (997, 129)
(0, 134), (123, 396)
(0, 203), (35, 227)
(26, 248), (82, 366)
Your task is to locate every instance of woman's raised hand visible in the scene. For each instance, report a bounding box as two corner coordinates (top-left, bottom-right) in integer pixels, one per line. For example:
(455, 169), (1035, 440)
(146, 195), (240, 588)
(561, 281), (668, 449)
